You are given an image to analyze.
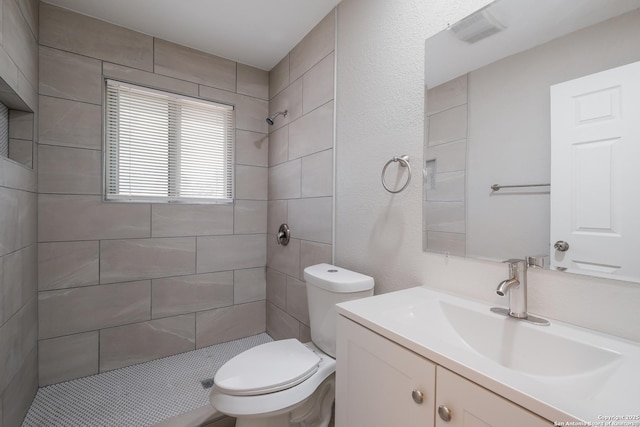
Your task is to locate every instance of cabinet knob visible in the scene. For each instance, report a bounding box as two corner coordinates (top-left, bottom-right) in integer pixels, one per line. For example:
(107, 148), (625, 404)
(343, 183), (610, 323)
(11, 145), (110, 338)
(438, 405), (452, 422)
(411, 389), (424, 404)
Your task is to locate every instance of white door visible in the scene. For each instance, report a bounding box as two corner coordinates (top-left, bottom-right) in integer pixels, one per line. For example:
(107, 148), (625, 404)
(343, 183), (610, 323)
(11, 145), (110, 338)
(550, 61), (640, 282)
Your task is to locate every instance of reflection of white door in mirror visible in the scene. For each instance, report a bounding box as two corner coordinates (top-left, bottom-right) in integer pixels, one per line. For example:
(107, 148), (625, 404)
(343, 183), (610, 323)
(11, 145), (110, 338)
(550, 60), (640, 283)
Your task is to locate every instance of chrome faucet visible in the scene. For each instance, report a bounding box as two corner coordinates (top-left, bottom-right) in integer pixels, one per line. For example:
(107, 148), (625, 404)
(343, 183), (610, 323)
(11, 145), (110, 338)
(496, 259), (527, 318)
(492, 258), (550, 326)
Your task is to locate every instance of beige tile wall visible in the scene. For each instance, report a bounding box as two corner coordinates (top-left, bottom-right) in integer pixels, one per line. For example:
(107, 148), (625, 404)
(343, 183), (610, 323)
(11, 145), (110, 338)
(0, 0), (39, 425)
(266, 11), (335, 340)
(36, 3), (269, 386)
(424, 74), (468, 256)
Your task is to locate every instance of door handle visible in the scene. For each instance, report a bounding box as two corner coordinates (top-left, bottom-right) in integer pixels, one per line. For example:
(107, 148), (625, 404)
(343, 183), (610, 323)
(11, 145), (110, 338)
(554, 241), (569, 252)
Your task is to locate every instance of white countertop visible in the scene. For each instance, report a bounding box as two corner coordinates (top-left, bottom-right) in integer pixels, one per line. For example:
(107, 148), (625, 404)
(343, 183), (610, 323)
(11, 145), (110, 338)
(336, 286), (640, 424)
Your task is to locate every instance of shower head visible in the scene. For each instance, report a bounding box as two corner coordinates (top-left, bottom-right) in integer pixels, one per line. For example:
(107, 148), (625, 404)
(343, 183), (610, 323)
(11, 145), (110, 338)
(266, 110), (288, 126)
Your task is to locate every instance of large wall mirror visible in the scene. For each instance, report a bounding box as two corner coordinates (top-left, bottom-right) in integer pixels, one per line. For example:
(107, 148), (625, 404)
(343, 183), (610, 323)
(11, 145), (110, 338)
(423, 0), (640, 282)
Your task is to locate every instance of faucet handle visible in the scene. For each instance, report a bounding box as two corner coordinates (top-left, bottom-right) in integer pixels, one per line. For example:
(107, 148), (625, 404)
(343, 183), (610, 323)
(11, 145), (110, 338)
(502, 258), (524, 265)
(526, 255), (546, 269)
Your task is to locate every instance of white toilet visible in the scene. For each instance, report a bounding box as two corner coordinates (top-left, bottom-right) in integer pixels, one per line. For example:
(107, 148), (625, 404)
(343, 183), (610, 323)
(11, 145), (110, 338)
(210, 263), (374, 427)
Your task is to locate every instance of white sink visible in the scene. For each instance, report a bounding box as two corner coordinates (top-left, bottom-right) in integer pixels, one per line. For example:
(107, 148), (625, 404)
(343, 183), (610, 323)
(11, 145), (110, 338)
(336, 286), (640, 424)
(439, 301), (621, 376)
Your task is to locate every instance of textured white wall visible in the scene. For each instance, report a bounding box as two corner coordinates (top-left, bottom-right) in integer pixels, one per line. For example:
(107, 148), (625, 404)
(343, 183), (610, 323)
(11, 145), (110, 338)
(335, 0), (640, 342)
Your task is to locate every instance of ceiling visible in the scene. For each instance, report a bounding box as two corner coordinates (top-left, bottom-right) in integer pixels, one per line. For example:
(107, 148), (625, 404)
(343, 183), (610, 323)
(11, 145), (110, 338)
(42, 0), (341, 71)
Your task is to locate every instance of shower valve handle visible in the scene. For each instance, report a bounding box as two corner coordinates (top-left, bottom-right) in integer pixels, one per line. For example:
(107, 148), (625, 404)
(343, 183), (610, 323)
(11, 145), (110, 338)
(277, 224), (291, 246)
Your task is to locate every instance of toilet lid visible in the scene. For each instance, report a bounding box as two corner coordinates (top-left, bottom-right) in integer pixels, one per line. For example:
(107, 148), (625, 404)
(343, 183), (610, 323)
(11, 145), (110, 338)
(214, 339), (321, 396)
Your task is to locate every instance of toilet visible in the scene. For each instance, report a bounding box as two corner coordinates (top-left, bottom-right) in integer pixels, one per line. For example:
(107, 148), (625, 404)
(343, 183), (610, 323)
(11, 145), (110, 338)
(210, 263), (374, 427)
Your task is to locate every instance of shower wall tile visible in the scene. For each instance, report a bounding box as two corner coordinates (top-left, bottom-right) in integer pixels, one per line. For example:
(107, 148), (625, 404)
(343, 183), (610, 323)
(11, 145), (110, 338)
(266, 8), (335, 338)
(266, 268), (286, 310)
(39, 46), (102, 104)
(103, 62), (199, 97)
(0, 187), (19, 257)
(20, 296), (38, 360)
(267, 237), (300, 278)
(302, 52), (334, 114)
(100, 237), (196, 284)
(197, 234), (266, 273)
(234, 200), (267, 234)
(3, 249), (23, 322)
(151, 204), (233, 238)
(237, 63), (269, 100)
(288, 101), (334, 160)
(289, 10), (335, 82)
(100, 315), (196, 371)
(38, 332), (99, 386)
(269, 78), (303, 130)
(0, 313), (21, 392)
(3, 347), (37, 427)
(268, 125), (288, 166)
(269, 54), (289, 99)
(301, 149), (333, 197)
(18, 190), (37, 249)
(286, 276), (309, 325)
(197, 84), (237, 106)
(38, 195), (151, 242)
(235, 95), (269, 134)
(196, 301), (265, 348)
(234, 267), (266, 304)
(39, 95), (102, 150)
(4, 0), (38, 86)
(3, 158), (37, 193)
(151, 272), (234, 319)
(267, 200), (288, 237)
(21, 245), (37, 307)
(1, 0), (38, 413)
(236, 165), (268, 200)
(299, 240), (332, 279)
(155, 38), (236, 92)
(266, 302), (299, 341)
(38, 280), (151, 339)
(40, 3), (153, 71)
(38, 241), (97, 292)
(236, 130), (268, 167)
(38, 144), (101, 194)
(268, 159), (300, 200)
(287, 197), (332, 244)
(428, 104), (467, 147)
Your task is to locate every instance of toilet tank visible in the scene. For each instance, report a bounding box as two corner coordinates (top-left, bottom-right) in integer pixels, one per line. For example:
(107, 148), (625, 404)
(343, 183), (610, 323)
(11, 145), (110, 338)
(304, 264), (374, 357)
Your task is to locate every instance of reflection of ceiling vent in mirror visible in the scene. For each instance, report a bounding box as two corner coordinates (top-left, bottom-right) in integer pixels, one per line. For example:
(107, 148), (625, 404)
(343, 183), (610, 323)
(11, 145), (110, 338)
(449, 10), (505, 44)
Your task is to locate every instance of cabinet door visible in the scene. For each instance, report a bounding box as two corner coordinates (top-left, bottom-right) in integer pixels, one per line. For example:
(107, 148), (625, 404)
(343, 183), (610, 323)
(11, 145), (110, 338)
(435, 367), (552, 427)
(336, 316), (436, 427)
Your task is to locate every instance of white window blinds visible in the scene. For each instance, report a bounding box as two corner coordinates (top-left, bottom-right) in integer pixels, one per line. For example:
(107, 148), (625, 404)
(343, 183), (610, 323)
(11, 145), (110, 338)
(105, 80), (234, 203)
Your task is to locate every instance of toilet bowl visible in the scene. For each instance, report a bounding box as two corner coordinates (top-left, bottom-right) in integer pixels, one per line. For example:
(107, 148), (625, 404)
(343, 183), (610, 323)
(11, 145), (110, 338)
(210, 264), (374, 427)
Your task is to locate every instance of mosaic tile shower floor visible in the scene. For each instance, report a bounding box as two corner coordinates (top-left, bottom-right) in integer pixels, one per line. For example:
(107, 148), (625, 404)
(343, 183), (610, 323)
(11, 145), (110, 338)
(22, 333), (273, 427)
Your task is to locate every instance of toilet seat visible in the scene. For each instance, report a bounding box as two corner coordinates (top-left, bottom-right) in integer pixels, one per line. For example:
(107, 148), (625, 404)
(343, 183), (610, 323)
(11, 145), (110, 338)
(214, 339), (321, 396)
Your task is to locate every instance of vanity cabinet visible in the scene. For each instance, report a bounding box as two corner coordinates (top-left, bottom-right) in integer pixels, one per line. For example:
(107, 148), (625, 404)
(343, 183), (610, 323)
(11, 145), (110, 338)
(335, 314), (436, 426)
(336, 316), (552, 427)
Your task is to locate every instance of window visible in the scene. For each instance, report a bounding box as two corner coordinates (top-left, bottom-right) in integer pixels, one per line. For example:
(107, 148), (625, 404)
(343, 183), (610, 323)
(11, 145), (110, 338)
(105, 80), (234, 203)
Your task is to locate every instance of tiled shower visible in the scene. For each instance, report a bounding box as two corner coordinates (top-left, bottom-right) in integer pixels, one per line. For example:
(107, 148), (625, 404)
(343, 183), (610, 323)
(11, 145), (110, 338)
(0, 1), (336, 425)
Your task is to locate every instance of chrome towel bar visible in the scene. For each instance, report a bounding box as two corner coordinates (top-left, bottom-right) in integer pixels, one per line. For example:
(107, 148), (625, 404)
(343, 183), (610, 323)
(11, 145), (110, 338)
(491, 183), (550, 191)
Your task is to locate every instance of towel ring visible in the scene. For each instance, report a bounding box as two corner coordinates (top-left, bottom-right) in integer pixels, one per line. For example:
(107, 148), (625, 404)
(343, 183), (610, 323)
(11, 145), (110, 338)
(381, 155), (412, 193)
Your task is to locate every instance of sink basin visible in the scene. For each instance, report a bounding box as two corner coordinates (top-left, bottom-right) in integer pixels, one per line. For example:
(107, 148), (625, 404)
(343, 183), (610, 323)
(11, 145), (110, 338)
(440, 301), (621, 376)
(336, 286), (640, 423)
